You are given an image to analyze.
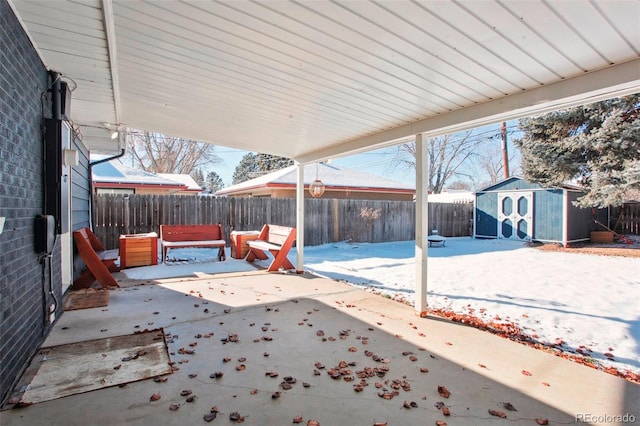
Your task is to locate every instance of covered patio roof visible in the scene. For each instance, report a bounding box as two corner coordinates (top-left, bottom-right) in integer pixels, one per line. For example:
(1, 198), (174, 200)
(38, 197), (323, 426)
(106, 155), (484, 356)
(8, 0), (640, 162)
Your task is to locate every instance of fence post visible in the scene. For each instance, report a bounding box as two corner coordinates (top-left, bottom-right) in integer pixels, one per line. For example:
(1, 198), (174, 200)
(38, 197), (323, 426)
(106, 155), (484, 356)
(333, 199), (339, 242)
(124, 195), (130, 234)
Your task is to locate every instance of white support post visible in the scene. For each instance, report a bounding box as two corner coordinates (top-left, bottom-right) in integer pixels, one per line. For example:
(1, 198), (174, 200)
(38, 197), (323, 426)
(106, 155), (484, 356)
(415, 133), (429, 314)
(296, 163), (305, 272)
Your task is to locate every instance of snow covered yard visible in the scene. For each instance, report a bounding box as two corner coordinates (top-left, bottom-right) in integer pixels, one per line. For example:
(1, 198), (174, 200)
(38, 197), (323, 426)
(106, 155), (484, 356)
(122, 237), (640, 381)
(299, 238), (640, 381)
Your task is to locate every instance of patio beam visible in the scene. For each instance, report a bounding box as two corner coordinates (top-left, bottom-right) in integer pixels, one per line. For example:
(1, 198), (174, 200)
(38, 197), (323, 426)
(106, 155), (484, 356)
(295, 59), (640, 165)
(415, 133), (428, 314)
(296, 163), (304, 273)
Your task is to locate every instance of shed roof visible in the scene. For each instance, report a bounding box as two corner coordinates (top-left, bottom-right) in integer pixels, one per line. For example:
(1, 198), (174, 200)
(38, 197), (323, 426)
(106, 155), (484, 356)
(476, 176), (584, 193)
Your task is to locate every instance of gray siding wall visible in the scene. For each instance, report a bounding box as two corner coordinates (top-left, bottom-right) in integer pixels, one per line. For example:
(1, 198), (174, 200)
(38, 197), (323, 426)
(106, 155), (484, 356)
(0, 0), (62, 402)
(531, 189), (563, 241)
(566, 192), (601, 241)
(71, 139), (91, 231)
(475, 192), (498, 237)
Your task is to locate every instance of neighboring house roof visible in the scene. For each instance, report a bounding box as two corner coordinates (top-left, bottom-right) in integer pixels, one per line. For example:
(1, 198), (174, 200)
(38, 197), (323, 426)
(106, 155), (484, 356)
(92, 160), (188, 191)
(157, 173), (202, 192)
(476, 176), (584, 193)
(215, 163), (415, 196)
(428, 191), (474, 203)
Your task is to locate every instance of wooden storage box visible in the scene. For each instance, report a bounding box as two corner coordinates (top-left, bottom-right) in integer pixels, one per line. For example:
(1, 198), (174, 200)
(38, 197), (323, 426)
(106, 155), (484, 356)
(230, 231), (260, 259)
(590, 231), (614, 243)
(119, 232), (158, 268)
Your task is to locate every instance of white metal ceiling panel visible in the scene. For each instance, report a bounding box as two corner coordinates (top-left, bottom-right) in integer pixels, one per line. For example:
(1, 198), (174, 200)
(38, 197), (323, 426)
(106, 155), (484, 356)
(8, 0), (640, 160)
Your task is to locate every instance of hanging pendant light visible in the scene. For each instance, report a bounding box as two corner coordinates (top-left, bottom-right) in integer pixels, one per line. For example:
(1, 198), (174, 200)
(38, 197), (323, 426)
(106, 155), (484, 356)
(309, 162), (325, 198)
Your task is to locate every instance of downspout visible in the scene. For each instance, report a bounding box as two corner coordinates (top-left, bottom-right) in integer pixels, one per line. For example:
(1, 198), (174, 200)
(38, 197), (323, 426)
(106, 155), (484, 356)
(88, 148), (125, 229)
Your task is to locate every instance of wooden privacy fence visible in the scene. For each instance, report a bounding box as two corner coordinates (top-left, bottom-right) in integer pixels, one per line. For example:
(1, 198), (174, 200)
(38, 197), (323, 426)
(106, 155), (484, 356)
(93, 194), (474, 250)
(611, 202), (640, 236)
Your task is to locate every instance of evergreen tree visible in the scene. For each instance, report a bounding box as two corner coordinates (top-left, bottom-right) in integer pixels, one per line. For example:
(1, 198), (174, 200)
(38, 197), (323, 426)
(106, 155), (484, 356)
(205, 171), (224, 193)
(256, 153), (294, 173)
(191, 168), (205, 188)
(232, 153), (258, 184)
(232, 153), (293, 184)
(515, 94), (640, 207)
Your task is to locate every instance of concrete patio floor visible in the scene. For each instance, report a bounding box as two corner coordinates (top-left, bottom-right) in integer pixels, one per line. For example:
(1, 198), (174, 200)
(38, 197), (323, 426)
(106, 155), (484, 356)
(2, 268), (638, 426)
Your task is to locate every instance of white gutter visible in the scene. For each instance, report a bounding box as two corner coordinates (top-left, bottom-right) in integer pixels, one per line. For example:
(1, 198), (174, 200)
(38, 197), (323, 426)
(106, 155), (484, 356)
(102, 0), (123, 146)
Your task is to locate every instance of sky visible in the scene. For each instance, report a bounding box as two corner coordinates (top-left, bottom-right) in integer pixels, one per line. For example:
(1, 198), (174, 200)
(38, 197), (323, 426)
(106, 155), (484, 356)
(211, 121), (522, 189)
(211, 145), (416, 188)
(123, 236), (640, 379)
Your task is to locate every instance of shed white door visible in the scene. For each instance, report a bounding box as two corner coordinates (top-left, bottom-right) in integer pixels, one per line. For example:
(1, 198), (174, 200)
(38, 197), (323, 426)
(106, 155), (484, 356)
(497, 192), (533, 240)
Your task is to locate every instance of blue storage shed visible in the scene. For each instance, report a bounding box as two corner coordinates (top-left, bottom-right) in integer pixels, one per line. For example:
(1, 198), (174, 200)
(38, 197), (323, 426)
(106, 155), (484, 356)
(474, 177), (607, 245)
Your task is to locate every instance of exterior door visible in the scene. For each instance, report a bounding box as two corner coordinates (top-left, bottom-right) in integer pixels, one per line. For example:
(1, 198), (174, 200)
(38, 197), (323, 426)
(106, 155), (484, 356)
(497, 192), (533, 240)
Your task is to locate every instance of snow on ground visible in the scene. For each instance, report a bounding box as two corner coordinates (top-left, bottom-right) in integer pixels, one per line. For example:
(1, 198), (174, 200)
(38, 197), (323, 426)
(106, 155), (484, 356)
(122, 237), (639, 377)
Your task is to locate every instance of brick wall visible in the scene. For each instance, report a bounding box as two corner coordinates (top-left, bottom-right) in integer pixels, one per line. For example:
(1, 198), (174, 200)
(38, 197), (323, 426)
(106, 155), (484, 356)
(0, 0), (62, 402)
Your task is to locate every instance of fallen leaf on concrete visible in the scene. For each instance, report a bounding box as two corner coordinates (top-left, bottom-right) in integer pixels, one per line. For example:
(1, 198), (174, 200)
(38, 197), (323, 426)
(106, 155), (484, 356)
(307, 420), (320, 426)
(435, 421), (447, 426)
(502, 402), (517, 411)
(229, 411), (244, 422)
(437, 385), (451, 398)
(203, 412), (216, 422)
(535, 419), (549, 425)
(169, 404), (180, 411)
(521, 370), (532, 376)
(488, 409), (507, 418)
(149, 393), (161, 401)
(293, 415), (303, 423)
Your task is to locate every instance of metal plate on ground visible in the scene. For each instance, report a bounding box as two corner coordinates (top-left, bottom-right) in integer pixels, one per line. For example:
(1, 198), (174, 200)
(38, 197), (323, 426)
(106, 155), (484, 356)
(63, 289), (110, 311)
(12, 329), (171, 405)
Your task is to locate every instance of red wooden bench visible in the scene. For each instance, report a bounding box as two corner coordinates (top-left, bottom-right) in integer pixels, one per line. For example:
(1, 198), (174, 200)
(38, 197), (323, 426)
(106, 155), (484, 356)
(245, 224), (296, 272)
(72, 227), (120, 289)
(160, 224), (226, 263)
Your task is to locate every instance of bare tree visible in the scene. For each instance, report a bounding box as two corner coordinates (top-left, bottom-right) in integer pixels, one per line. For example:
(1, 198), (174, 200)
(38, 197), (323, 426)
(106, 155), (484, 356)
(394, 132), (482, 193)
(126, 130), (221, 174)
